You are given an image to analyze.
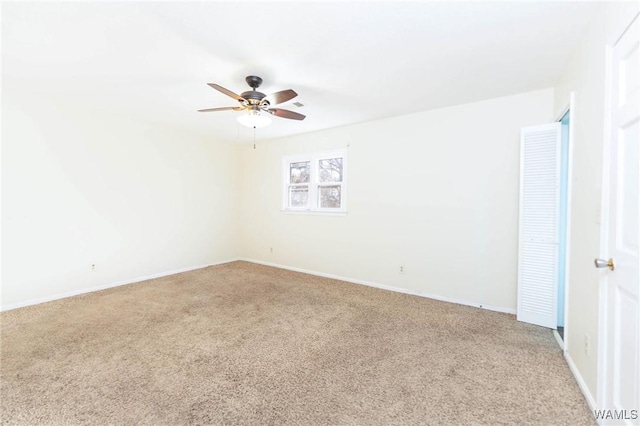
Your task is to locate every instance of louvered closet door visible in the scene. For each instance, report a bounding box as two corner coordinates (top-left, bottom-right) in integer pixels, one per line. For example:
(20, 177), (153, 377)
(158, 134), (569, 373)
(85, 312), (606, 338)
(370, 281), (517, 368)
(517, 123), (562, 328)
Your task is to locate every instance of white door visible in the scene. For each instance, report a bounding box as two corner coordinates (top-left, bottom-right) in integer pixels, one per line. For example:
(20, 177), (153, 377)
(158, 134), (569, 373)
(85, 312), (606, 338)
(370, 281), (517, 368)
(517, 123), (562, 329)
(599, 13), (640, 423)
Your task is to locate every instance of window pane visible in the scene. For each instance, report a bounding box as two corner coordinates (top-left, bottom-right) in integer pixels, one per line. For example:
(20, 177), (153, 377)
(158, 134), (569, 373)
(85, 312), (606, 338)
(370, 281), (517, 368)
(319, 185), (341, 208)
(290, 161), (310, 184)
(318, 158), (343, 183)
(289, 186), (309, 207)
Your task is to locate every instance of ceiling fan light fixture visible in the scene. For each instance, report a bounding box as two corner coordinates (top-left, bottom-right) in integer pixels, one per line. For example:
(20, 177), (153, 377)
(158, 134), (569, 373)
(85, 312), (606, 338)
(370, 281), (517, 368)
(237, 110), (271, 128)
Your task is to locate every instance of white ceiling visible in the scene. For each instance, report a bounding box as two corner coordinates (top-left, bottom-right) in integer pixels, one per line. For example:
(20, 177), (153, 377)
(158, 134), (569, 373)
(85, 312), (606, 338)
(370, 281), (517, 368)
(2, 1), (598, 143)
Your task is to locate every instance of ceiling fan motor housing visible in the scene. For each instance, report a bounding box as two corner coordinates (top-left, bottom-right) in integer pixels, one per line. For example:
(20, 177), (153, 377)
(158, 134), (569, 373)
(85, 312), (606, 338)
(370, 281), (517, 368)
(242, 76), (267, 105)
(241, 90), (267, 104)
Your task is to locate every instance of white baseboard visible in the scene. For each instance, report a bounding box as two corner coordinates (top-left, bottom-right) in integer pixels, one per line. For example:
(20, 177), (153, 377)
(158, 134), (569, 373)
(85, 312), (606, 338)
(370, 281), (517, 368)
(553, 329), (565, 350)
(238, 258), (516, 315)
(0, 259), (238, 312)
(2, 257), (517, 317)
(564, 351), (597, 414)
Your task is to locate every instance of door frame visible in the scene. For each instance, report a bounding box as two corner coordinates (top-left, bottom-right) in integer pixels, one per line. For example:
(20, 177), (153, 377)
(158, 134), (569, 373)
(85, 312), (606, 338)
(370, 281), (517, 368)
(596, 9), (640, 412)
(553, 92), (576, 351)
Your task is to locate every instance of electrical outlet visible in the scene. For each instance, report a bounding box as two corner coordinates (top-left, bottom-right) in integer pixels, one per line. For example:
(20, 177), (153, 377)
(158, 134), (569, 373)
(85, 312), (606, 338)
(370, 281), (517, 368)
(399, 265), (405, 274)
(584, 334), (590, 357)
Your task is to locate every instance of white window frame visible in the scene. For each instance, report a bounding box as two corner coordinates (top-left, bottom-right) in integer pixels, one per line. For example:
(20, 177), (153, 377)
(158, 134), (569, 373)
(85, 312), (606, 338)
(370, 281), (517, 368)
(282, 149), (347, 214)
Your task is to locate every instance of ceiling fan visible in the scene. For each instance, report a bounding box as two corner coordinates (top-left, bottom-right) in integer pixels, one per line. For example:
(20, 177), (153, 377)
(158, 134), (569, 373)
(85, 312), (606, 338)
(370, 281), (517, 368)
(198, 76), (305, 128)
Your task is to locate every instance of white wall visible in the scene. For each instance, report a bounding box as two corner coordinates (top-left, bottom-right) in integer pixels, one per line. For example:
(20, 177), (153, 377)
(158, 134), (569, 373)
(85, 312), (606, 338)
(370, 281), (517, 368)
(238, 89), (554, 312)
(553, 1), (640, 405)
(1, 84), (239, 309)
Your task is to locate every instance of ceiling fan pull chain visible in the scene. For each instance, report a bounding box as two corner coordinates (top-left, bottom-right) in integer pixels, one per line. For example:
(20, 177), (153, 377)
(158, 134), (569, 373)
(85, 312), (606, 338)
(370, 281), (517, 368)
(253, 126), (256, 149)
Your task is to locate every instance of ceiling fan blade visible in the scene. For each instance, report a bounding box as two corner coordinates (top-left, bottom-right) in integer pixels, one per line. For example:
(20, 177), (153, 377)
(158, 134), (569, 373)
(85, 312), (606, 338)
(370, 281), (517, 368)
(266, 89), (298, 105)
(198, 106), (244, 112)
(269, 108), (306, 121)
(207, 83), (245, 101)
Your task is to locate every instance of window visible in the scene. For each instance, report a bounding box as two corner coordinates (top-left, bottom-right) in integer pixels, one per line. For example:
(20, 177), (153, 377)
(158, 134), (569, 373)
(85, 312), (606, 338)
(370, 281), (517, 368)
(283, 150), (347, 213)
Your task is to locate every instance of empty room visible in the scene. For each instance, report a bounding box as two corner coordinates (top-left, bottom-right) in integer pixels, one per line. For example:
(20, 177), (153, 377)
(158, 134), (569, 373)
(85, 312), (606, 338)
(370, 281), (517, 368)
(1, 1), (638, 425)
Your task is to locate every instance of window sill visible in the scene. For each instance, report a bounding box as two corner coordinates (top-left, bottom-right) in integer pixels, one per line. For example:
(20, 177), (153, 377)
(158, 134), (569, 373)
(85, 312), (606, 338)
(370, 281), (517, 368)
(281, 209), (347, 217)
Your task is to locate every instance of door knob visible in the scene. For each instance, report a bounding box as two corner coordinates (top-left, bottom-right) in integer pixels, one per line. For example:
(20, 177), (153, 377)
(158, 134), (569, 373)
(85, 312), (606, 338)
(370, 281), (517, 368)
(594, 258), (615, 271)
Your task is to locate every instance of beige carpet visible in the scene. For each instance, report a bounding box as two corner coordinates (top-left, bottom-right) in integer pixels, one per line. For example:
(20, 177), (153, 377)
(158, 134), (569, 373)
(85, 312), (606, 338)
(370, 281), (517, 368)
(1, 261), (593, 425)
